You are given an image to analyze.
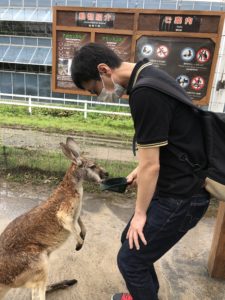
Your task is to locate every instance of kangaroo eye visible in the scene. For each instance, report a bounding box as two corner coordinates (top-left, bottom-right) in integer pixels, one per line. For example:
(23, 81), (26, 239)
(89, 165), (96, 169)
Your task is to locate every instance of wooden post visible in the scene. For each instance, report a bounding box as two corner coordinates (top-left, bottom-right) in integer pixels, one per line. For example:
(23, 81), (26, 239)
(208, 201), (225, 279)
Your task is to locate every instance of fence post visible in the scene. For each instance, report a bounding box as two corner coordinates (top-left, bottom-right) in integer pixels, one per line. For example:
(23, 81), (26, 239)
(84, 102), (88, 119)
(28, 96), (32, 115)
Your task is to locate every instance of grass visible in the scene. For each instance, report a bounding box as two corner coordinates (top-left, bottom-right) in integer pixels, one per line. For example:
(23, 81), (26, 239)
(0, 104), (134, 139)
(0, 104), (136, 192)
(0, 146), (137, 191)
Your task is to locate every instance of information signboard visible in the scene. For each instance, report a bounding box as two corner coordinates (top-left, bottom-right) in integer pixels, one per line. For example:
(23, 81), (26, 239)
(75, 11), (115, 28)
(95, 34), (132, 61)
(136, 36), (215, 100)
(52, 7), (224, 106)
(57, 32), (91, 89)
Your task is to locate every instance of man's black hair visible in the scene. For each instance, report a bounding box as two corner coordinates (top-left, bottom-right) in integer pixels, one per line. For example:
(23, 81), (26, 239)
(71, 43), (122, 89)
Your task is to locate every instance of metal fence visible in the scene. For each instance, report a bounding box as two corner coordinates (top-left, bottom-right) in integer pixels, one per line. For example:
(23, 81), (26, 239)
(0, 92), (131, 118)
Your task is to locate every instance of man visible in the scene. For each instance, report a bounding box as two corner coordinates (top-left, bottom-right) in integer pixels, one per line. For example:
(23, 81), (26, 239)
(71, 43), (209, 300)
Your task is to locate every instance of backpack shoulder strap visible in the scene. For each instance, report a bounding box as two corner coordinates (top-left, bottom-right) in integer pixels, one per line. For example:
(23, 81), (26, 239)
(131, 62), (200, 111)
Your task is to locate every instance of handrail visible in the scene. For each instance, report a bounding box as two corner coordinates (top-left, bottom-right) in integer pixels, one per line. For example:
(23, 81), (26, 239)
(0, 93), (131, 118)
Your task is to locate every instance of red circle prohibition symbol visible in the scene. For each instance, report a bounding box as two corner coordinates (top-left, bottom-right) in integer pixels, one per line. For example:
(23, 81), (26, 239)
(156, 45), (169, 58)
(191, 76), (205, 90)
(196, 48), (210, 63)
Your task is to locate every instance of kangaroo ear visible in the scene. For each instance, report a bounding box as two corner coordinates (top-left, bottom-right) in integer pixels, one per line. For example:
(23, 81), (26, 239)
(60, 142), (79, 163)
(66, 137), (80, 158)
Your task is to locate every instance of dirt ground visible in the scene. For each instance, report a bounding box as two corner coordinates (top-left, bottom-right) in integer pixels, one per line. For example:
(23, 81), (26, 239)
(1, 179), (225, 300)
(0, 127), (136, 162)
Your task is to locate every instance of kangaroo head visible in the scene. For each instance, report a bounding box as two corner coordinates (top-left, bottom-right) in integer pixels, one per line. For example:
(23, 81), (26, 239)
(60, 137), (108, 183)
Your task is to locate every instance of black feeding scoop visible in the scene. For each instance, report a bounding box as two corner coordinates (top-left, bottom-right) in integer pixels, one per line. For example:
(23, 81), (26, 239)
(100, 177), (130, 193)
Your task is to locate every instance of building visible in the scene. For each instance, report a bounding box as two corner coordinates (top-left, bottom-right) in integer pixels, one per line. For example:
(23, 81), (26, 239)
(0, 0), (225, 108)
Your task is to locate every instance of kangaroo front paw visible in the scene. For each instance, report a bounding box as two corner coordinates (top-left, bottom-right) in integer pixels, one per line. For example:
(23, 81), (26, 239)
(76, 243), (83, 251)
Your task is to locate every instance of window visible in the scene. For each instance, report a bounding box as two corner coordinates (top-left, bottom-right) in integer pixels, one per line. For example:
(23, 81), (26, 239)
(38, 38), (51, 47)
(82, 0), (94, 7)
(27, 64), (52, 73)
(109, 0), (127, 8)
(51, 91), (64, 99)
(11, 21), (26, 36)
(24, 0), (37, 7)
(16, 64), (29, 72)
(96, 0), (112, 7)
(0, 62), (13, 71)
(160, 0), (178, 9)
(39, 65), (51, 73)
(3, 46), (22, 62)
(25, 73), (38, 96)
(11, 36), (23, 45)
(38, 0), (52, 7)
(26, 22), (52, 37)
(0, 45), (9, 58)
(211, 3), (225, 11)
(0, 72), (12, 93)
(24, 37), (37, 46)
(0, 1), (9, 7)
(0, 21), (52, 37)
(10, 0), (23, 7)
(16, 47), (36, 64)
(128, 0), (143, 8)
(52, 0), (65, 5)
(143, 0), (160, 9)
(0, 36), (10, 44)
(0, 62), (52, 73)
(16, 8), (37, 21)
(193, 1), (212, 10)
(13, 73), (25, 94)
(67, 0), (82, 5)
(30, 47), (50, 65)
(45, 48), (52, 65)
(38, 74), (51, 97)
(178, 1), (194, 10)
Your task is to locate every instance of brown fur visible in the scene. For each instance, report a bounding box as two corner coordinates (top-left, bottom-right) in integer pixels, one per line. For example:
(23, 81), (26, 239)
(0, 138), (108, 300)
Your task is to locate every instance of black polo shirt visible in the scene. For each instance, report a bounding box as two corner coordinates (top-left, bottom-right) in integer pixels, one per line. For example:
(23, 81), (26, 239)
(127, 60), (207, 198)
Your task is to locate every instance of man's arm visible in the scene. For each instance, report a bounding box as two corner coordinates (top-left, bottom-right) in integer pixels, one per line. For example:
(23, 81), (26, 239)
(127, 146), (160, 250)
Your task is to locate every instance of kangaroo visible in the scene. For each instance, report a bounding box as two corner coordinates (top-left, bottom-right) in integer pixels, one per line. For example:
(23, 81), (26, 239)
(0, 137), (108, 300)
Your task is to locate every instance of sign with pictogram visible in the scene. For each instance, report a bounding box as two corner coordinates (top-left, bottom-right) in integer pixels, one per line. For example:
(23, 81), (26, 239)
(176, 75), (190, 88)
(191, 76), (205, 90)
(196, 48), (211, 63)
(156, 45), (169, 58)
(136, 36), (215, 100)
(181, 47), (195, 62)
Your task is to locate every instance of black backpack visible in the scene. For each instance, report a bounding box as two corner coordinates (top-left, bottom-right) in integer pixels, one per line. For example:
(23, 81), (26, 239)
(131, 63), (225, 201)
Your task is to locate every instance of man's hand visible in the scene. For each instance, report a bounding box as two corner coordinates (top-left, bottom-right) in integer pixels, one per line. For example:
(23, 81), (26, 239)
(126, 212), (147, 250)
(126, 167), (138, 187)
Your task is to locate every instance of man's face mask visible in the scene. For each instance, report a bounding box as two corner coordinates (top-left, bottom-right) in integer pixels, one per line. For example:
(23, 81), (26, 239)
(97, 74), (125, 102)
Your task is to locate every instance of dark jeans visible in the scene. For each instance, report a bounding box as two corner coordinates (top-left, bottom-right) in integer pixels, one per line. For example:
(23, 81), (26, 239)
(117, 193), (210, 300)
